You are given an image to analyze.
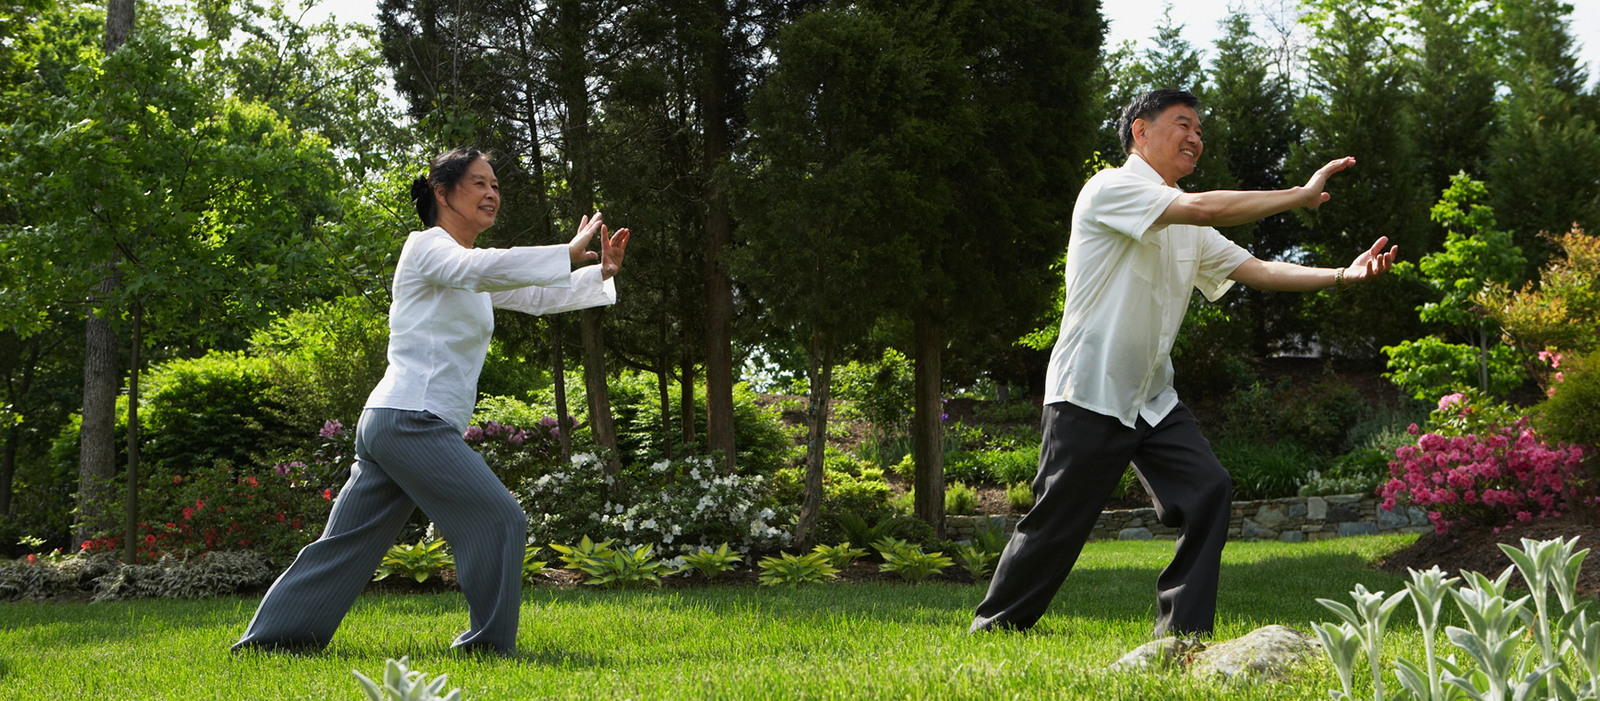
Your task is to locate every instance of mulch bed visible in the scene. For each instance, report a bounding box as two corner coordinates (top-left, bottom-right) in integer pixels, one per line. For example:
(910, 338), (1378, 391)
(1377, 511), (1600, 595)
(525, 558), (979, 590)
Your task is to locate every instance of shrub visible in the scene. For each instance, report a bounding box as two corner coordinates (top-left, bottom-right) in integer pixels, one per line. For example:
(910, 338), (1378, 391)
(945, 481), (978, 515)
(871, 537), (953, 582)
(251, 295), (390, 434)
(1213, 438), (1325, 501)
(954, 543), (997, 580)
(374, 539), (453, 584)
(679, 542), (741, 580)
(607, 375), (796, 477)
(1539, 350), (1600, 466)
(1005, 482), (1033, 512)
(0, 557), (78, 601)
(575, 543), (672, 588)
(464, 416), (565, 489)
(826, 511), (932, 551)
(138, 352), (297, 478)
(1380, 418), (1585, 533)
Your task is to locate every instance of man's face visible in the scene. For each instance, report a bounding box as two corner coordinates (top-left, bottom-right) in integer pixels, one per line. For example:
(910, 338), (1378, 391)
(1134, 104), (1203, 185)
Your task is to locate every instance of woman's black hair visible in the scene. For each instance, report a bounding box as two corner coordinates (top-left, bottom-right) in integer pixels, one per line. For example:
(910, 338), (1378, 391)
(410, 147), (491, 228)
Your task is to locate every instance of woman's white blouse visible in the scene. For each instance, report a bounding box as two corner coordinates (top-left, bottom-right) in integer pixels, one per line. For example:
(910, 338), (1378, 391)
(364, 227), (617, 433)
(1044, 155), (1251, 428)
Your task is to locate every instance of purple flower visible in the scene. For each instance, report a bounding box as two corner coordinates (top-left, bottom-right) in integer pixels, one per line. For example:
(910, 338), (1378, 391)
(537, 416), (558, 427)
(509, 431), (526, 446)
(463, 426), (484, 441)
(320, 419), (344, 439)
(941, 413), (949, 421)
(273, 462), (290, 477)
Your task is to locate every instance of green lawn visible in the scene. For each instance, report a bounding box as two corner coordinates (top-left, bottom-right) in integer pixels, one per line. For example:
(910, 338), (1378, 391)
(0, 535), (1425, 700)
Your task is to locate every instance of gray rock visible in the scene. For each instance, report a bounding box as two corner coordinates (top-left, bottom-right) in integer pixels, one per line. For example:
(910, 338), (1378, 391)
(1107, 637), (1205, 672)
(1307, 497), (1327, 521)
(1288, 503), (1307, 518)
(1279, 531), (1305, 543)
(1338, 521), (1379, 537)
(1190, 625), (1318, 682)
(1124, 517), (1145, 528)
(1119, 527), (1154, 541)
(1326, 504), (1361, 523)
(1377, 505), (1411, 530)
(1255, 506), (1288, 529)
(1408, 507), (1430, 527)
(1241, 520), (1279, 540)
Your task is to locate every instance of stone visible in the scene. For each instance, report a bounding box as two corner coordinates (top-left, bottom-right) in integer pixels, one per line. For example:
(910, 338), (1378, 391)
(1288, 503), (1307, 518)
(1124, 518), (1144, 528)
(1189, 625), (1318, 682)
(1254, 506), (1289, 529)
(1279, 531), (1304, 543)
(1119, 527), (1154, 541)
(1307, 497), (1327, 521)
(1324, 494), (1363, 504)
(1338, 521), (1379, 537)
(1326, 504), (1361, 523)
(1107, 637), (1205, 672)
(1241, 520), (1279, 540)
(1377, 505), (1411, 531)
(1408, 507), (1430, 527)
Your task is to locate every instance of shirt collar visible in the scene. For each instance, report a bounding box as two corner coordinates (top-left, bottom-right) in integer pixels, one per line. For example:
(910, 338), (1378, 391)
(1123, 153), (1171, 188)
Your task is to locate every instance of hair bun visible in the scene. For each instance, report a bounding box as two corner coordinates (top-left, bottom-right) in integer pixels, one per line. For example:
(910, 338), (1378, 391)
(409, 176), (430, 202)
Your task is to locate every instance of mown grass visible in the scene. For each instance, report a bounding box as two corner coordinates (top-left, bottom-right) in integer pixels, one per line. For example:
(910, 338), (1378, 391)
(0, 535), (1435, 700)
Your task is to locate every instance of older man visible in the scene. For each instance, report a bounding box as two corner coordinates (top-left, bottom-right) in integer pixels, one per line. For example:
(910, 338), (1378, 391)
(971, 89), (1397, 637)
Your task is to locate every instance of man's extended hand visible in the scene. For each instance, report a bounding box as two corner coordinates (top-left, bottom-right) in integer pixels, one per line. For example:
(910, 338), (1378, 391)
(1343, 236), (1398, 285)
(1302, 157), (1356, 210)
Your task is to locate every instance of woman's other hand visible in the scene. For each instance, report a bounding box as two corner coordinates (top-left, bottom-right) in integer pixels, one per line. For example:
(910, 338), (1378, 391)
(601, 226), (629, 280)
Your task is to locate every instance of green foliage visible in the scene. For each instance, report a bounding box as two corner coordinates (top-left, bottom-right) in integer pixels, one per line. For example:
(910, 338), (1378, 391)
(944, 446), (1040, 487)
(607, 376), (795, 478)
(374, 539), (453, 584)
(139, 352), (295, 477)
(1383, 336), (1526, 402)
(1483, 229), (1600, 355)
(871, 537), (953, 583)
(1220, 374), (1372, 456)
(577, 543), (672, 589)
(1424, 388), (1525, 439)
(521, 545), (547, 584)
(250, 296), (390, 434)
(827, 511), (931, 554)
(1006, 482), (1034, 513)
(85, 550), (277, 602)
(1538, 351), (1600, 459)
(954, 543), (998, 581)
(353, 656), (463, 701)
(549, 536), (616, 571)
(679, 543), (741, 581)
(812, 542), (866, 571)
(774, 451), (894, 523)
(832, 349), (915, 448)
(1213, 439), (1325, 501)
(944, 481), (977, 516)
(756, 551), (838, 588)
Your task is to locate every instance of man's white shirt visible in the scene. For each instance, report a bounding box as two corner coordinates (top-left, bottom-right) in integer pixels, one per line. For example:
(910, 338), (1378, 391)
(1044, 154), (1252, 428)
(365, 227), (617, 433)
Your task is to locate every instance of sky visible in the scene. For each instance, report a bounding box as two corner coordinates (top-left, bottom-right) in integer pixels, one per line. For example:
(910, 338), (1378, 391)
(303, 0), (1600, 92)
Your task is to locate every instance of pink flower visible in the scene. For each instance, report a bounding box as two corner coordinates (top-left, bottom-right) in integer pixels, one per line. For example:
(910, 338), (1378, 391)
(323, 488), (333, 501)
(244, 476), (258, 487)
(320, 419), (344, 439)
(1437, 393), (1466, 412)
(464, 426), (484, 441)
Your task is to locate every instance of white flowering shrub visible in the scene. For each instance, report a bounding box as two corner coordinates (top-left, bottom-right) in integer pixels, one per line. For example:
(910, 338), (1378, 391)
(518, 453), (791, 558)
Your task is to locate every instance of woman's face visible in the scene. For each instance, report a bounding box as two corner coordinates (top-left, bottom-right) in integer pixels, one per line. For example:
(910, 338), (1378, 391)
(437, 157), (500, 234)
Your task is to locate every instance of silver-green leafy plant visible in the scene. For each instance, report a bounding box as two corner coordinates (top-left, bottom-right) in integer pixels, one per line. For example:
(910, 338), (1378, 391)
(1443, 567), (1542, 701)
(353, 656), (463, 701)
(871, 537), (953, 583)
(812, 542), (866, 571)
(374, 539), (454, 583)
(757, 551), (839, 588)
(577, 543), (672, 588)
(1394, 566), (1461, 701)
(1564, 609), (1600, 698)
(680, 542), (742, 580)
(1312, 619), (1363, 701)
(549, 535), (615, 570)
(1318, 583), (1410, 701)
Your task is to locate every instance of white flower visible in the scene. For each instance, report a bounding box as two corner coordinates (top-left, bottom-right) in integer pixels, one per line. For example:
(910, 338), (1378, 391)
(689, 467), (701, 480)
(641, 519), (658, 530)
(650, 460), (671, 473)
(614, 503), (625, 514)
(671, 524), (682, 535)
(759, 507), (775, 520)
(589, 512), (600, 520)
(663, 533), (675, 544)
(623, 519), (634, 531)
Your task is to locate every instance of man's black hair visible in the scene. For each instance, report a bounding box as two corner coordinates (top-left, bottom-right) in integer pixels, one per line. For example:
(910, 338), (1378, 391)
(409, 147), (492, 228)
(1118, 89), (1200, 155)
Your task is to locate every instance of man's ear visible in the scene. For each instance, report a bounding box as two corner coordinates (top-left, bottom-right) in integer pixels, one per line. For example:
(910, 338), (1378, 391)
(1131, 118), (1149, 148)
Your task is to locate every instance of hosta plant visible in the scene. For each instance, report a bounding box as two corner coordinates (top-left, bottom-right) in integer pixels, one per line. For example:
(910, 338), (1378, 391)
(521, 544), (547, 584)
(813, 542), (866, 570)
(374, 540), (453, 584)
(954, 543), (997, 580)
(578, 543), (673, 588)
(353, 656), (462, 701)
(872, 537), (953, 583)
(679, 542), (741, 580)
(549, 535), (615, 570)
(757, 552), (838, 588)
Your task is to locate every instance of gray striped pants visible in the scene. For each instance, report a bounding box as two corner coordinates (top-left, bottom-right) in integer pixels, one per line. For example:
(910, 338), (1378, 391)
(232, 408), (526, 653)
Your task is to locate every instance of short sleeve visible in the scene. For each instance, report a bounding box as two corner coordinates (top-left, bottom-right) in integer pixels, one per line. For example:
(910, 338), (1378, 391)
(1083, 169), (1182, 243)
(1193, 227), (1253, 302)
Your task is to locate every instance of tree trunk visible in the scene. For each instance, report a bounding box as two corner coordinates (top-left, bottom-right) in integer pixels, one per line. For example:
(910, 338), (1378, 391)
(911, 300), (945, 539)
(103, 0), (134, 55)
(122, 303), (141, 564)
(680, 332), (697, 452)
(794, 328), (834, 549)
(78, 270), (120, 547)
(550, 315), (571, 461)
(657, 318), (673, 460)
(581, 307), (619, 474)
(701, 6), (737, 471)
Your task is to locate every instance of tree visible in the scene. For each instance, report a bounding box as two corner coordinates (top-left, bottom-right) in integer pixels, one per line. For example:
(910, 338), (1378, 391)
(1404, 0), (1497, 201)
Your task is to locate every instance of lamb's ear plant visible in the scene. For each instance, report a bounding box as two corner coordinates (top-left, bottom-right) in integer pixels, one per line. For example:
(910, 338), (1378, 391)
(1318, 583), (1410, 701)
(1564, 609), (1600, 698)
(812, 542), (866, 571)
(680, 542), (741, 579)
(1499, 537), (1579, 676)
(1312, 620), (1363, 701)
(353, 656), (463, 701)
(1443, 567), (1539, 701)
(1395, 566), (1461, 701)
(757, 552), (838, 588)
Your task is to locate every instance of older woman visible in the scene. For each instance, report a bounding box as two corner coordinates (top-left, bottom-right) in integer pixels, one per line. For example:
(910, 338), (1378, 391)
(233, 147), (628, 655)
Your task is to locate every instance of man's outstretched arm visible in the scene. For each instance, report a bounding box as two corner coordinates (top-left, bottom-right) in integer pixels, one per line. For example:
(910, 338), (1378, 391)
(1229, 236), (1399, 292)
(1156, 157), (1356, 229)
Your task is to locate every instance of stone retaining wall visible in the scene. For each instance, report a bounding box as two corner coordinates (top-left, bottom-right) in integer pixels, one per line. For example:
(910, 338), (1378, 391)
(944, 494), (1431, 543)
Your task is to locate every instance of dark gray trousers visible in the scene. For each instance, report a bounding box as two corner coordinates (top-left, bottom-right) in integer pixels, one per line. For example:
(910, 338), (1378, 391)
(971, 400), (1231, 637)
(233, 408), (526, 653)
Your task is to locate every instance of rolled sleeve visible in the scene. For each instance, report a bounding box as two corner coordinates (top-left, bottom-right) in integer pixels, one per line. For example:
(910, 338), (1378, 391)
(1088, 170), (1182, 243)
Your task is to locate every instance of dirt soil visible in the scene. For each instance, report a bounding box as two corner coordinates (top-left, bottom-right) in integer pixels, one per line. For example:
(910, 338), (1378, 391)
(1377, 511), (1600, 595)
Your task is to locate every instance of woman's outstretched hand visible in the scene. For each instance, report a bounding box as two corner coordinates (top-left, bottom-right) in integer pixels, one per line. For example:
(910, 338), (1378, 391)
(569, 213), (603, 266)
(601, 226), (629, 280)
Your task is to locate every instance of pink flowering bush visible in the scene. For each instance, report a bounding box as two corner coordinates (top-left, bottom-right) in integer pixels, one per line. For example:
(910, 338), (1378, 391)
(1380, 414), (1585, 534)
(465, 417), (567, 487)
